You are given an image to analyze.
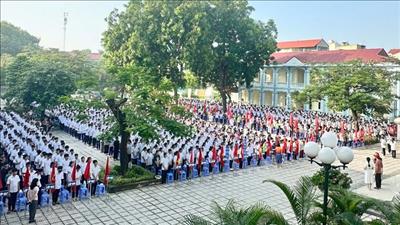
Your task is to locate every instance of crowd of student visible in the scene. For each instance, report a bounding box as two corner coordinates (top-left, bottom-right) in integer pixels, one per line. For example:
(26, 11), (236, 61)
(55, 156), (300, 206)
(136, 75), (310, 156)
(0, 110), (102, 219)
(50, 99), (395, 184)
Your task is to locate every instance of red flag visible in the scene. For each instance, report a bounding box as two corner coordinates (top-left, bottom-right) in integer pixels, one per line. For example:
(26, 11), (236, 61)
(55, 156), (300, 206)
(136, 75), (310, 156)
(266, 140), (272, 157)
(289, 112), (293, 128)
(233, 144), (239, 163)
(176, 152), (180, 167)
(294, 118), (299, 130)
(83, 159), (91, 180)
(23, 168), (30, 189)
(211, 146), (217, 167)
(103, 156), (110, 185)
(258, 144), (263, 159)
(282, 139), (287, 154)
(315, 115), (319, 136)
(340, 121), (345, 134)
(71, 162), (77, 181)
(50, 163), (57, 183)
(193, 104), (197, 113)
(227, 106), (233, 120)
(71, 162), (77, 193)
(189, 151), (194, 164)
(241, 143), (245, 161)
(219, 146), (224, 167)
(197, 149), (203, 170)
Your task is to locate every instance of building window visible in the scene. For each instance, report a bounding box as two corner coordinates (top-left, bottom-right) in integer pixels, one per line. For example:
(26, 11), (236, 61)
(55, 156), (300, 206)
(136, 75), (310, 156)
(292, 68), (305, 84)
(254, 73), (260, 83)
(278, 69), (287, 84)
(265, 69), (273, 83)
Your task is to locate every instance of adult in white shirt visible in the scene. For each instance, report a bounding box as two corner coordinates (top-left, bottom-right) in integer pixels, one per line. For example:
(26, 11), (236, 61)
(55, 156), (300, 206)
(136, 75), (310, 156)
(161, 152), (169, 184)
(7, 168), (21, 212)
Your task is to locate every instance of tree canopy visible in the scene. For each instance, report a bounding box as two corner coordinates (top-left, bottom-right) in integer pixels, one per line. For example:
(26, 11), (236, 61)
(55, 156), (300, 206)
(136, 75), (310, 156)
(185, 1), (277, 111)
(294, 61), (399, 128)
(102, 1), (204, 97)
(0, 21), (40, 55)
(3, 49), (99, 115)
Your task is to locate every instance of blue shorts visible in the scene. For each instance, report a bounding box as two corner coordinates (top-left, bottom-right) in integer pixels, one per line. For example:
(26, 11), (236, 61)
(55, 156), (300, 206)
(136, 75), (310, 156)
(276, 154), (283, 164)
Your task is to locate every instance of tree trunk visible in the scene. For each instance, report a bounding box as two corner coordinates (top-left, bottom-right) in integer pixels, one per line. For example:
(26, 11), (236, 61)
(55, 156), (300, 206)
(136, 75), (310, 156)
(106, 98), (129, 175)
(221, 91), (227, 112)
(351, 110), (359, 131)
(119, 123), (130, 176)
(173, 86), (178, 104)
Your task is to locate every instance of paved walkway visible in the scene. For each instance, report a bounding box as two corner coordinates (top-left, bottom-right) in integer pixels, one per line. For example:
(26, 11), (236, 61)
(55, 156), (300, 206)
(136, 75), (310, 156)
(52, 130), (118, 167)
(2, 133), (399, 225)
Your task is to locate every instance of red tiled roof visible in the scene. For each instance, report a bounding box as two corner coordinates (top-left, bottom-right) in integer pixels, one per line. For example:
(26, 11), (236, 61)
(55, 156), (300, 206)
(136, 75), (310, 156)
(89, 52), (101, 61)
(277, 39), (323, 49)
(270, 48), (388, 64)
(389, 49), (400, 55)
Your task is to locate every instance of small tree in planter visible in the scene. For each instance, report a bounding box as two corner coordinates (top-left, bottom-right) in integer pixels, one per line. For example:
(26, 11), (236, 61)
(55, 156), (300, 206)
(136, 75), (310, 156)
(311, 168), (352, 191)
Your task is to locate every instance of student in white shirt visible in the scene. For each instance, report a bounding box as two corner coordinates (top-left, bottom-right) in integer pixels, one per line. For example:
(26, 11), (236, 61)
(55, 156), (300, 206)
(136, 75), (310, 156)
(72, 165), (83, 200)
(7, 168), (20, 212)
(90, 160), (100, 196)
(52, 166), (64, 205)
(380, 137), (387, 156)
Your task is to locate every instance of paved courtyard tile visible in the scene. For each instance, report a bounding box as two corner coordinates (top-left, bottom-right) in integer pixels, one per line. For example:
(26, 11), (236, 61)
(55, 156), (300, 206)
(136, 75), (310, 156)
(2, 134), (399, 225)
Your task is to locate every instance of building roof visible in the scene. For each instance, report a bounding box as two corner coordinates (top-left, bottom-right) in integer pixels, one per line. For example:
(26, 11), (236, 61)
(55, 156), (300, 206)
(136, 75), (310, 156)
(270, 48), (389, 64)
(89, 52), (101, 61)
(277, 39), (323, 49)
(389, 49), (400, 55)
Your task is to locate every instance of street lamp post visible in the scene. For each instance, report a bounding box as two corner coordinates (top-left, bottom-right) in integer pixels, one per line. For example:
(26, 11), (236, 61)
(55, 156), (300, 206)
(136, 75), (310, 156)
(304, 131), (354, 225)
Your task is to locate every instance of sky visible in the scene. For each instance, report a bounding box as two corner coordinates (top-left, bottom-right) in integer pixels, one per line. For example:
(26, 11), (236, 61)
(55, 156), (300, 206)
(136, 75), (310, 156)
(1, 1), (399, 52)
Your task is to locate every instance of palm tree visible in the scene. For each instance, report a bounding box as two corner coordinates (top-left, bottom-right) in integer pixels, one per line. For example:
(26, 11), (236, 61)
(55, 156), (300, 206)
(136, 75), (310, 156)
(371, 194), (400, 225)
(313, 188), (392, 225)
(183, 199), (289, 225)
(263, 176), (319, 225)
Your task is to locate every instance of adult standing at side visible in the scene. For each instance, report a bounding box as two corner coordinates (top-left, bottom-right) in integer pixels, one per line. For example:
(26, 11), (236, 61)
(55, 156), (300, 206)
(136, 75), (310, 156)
(374, 152), (383, 189)
(380, 136), (386, 156)
(27, 178), (39, 223)
(7, 168), (20, 213)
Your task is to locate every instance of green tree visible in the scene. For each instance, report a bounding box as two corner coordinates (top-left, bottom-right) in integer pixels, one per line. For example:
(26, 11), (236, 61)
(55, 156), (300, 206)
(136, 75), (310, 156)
(184, 200), (288, 225)
(4, 54), (76, 116)
(0, 21), (40, 55)
(64, 64), (192, 175)
(185, 1), (277, 112)
(3, 49), (97, 116)
(102, 1), (203, 99)
(297, 61), (399, 130)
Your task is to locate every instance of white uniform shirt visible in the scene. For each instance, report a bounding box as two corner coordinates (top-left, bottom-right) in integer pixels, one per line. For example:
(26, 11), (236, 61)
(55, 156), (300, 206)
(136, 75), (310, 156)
(7, 175), (21, 193)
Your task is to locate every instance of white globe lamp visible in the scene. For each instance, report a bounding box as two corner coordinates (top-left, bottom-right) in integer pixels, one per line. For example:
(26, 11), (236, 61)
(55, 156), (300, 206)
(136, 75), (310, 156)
(337, 146), (354, 164)
(304, 141), (320, 159)
(318, 147), (336, 165)
(321, 131), (338, 148)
